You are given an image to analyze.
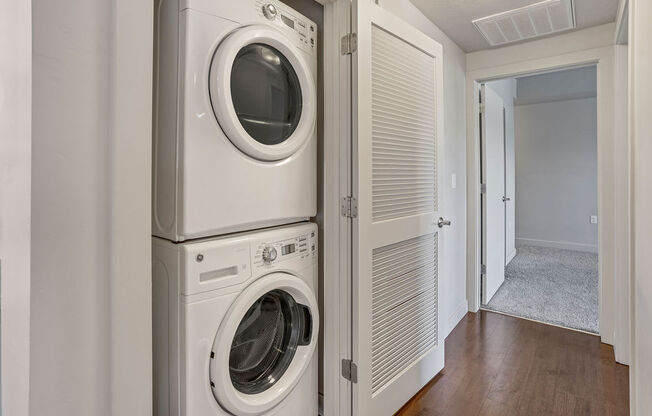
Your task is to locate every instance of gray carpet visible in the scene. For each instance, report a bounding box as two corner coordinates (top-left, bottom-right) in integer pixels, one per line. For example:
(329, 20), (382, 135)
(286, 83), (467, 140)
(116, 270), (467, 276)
(485, 245), (599, 334)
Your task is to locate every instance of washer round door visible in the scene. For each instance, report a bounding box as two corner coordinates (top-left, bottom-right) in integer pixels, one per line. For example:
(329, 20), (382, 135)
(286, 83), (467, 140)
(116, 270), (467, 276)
(209, 25), (316, 161)
(210, 273), (319, 415)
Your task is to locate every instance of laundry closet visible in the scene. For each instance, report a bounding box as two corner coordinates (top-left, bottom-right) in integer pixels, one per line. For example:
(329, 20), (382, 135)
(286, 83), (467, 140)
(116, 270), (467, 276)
(152, 0), (323, 414)
(151, 0), (444, 415)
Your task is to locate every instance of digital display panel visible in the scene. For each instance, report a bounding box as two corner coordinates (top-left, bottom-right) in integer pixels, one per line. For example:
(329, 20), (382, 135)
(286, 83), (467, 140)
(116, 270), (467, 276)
(281, 14), (294, 29)
(282, 244), (296, 255)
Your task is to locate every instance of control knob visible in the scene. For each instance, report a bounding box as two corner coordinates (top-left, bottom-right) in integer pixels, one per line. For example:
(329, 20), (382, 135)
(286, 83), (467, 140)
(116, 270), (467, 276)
(262, 3), (278, 20)
(262, 246), (277, 264)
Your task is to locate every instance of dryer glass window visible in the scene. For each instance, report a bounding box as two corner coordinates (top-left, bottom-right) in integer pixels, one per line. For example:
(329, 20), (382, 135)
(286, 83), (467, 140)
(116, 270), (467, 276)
(229, 289), (310, 394)
(230, 44), (302, 146)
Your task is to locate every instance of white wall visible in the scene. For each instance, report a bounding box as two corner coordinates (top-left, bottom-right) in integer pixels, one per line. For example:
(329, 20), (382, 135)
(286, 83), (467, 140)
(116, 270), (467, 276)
(377, 0), (468, 336)
(485, 79), (517, 262)
(31, 1), (153, 415)
(515, 65), (597, 105)
(0, 1), (31, 414)
(630, 0), (652, 412)
(514, 97), (598, 252)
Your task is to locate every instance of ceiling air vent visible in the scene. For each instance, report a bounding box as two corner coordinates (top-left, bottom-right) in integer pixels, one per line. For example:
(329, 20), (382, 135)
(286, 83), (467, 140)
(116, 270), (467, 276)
(472, 0), (576, 47)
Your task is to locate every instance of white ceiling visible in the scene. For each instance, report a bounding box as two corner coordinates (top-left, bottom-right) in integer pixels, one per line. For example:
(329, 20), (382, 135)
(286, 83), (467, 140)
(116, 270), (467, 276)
(409, 0), (620, 52)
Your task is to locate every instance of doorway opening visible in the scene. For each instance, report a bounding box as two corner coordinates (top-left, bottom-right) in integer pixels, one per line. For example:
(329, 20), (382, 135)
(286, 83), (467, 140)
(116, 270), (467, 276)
(479, 66), (599, 334)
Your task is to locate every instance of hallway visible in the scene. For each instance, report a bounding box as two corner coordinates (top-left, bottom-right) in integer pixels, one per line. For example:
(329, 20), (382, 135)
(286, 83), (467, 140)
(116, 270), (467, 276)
(396, 311), (628, 416)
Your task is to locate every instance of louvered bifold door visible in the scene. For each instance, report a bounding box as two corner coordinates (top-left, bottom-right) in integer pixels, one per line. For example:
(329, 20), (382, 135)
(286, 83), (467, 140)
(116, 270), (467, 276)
(351, 1), (445, 415)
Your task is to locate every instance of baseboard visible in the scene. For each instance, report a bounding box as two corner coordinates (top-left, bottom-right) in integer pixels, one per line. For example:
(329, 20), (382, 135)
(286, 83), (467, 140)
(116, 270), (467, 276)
(506, 249), (516, 265)
(445, 299), (469, 338)
(516, 238), (598, 253)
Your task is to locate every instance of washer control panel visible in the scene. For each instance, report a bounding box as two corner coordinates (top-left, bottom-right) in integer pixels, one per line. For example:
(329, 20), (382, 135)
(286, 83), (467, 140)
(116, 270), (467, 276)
(261, 3), (278, 19)
(254, 228), (317, 268)
(255, 0), (317, 55)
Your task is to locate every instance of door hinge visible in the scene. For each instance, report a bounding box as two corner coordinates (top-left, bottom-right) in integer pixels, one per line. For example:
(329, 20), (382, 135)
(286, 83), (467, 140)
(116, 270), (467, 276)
(481, 264), (487, 275)
(480, 184), (487, 194)
(341, 33), (357, 55)
(341, 359), (358, 383)
(340, 196), (358, 218)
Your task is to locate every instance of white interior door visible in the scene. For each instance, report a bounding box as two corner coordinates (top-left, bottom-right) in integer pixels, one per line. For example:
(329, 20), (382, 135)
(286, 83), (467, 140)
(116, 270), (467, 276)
(481, 84), (506, 304)
(351, 1), (445, 415)
(504, 105), (516, 264)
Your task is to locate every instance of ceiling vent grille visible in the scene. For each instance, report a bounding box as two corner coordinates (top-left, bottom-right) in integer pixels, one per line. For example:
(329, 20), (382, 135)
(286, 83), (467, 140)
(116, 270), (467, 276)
(472, 0), (576, 47)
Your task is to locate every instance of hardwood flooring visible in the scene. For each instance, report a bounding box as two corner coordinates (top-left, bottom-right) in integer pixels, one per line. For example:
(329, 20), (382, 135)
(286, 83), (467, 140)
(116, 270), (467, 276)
(395, 310), (629, 416)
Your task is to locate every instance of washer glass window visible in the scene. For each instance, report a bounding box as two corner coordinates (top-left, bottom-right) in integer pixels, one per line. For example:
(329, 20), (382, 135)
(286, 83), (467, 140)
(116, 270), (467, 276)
(230, 43), (303, 146)
(229, 289), (311, 394)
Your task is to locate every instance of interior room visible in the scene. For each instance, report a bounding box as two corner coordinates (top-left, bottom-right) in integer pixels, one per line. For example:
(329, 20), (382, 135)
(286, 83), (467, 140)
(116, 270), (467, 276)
(481, 67), (600, 334)
(3, 0), (652, 416)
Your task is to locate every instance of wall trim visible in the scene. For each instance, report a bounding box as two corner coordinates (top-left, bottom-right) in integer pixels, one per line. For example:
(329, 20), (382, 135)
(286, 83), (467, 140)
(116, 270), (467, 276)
(516, 238), (599, 253)
(445, 300), (469, 339)
(514, 91), (596, 106)
(109, 0), (153, 414)
(506, 249), (517, 265)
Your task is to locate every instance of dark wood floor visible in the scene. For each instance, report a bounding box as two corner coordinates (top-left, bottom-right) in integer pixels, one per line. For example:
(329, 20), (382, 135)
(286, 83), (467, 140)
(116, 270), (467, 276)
(396, 311), (629, 416)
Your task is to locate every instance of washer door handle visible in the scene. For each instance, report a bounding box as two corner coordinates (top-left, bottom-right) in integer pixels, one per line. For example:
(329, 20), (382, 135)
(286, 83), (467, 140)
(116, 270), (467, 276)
(298, 304), (312, 346)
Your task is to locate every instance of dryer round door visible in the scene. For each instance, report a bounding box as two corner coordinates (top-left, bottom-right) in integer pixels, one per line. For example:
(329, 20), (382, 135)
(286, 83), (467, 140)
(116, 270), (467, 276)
(209, 25), (316, 161)
(210, 272), (319, 415)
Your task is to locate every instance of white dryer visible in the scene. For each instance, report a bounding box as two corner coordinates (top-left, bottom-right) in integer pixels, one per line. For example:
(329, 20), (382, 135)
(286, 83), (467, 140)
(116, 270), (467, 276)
(153, 0), (318, 241)
(153, 222), (319, 416)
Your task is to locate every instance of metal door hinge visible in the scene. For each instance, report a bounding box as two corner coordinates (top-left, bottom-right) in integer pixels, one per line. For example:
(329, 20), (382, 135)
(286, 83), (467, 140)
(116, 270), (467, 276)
(340, 196), (358, 218)
(481, 264), (487, 275)
(341, 33), (357, 55)
(480, 184), (487, 194)
(342, 359), (358, 383)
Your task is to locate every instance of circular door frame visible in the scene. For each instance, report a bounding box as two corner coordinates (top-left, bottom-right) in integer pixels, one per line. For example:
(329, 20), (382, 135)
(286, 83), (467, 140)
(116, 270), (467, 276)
(209, 25), (316, 162)
(210, 272), (319, 416)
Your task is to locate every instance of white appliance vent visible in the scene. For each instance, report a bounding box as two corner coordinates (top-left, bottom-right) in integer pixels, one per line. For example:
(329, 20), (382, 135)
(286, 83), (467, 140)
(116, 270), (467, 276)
(473, 0), (576, 47)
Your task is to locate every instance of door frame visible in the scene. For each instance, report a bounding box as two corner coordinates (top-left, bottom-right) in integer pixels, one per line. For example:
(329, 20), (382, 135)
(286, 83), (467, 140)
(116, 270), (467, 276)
(0, 1), (32, 414)
(322, 0), (353, 415)
(466, 48), (622, 350)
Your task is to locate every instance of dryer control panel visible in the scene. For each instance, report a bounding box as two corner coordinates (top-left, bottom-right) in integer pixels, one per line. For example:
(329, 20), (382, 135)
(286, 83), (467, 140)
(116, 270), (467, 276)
(253, 227), (317, 268)
(255, 0), (317, 55)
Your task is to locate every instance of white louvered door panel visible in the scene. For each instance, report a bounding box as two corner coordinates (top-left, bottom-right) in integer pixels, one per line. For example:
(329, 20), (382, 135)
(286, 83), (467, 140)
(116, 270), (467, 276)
(352, 1), (445, 415)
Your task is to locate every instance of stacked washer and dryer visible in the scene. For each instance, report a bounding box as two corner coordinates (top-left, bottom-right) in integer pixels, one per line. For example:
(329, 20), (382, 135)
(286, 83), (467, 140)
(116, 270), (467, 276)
(152, 0), (319, 415)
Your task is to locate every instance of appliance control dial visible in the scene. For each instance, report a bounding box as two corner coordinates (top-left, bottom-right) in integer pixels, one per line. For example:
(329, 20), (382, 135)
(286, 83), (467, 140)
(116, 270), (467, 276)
(262, 4), (278, 20)
(262, 246), (277, 264)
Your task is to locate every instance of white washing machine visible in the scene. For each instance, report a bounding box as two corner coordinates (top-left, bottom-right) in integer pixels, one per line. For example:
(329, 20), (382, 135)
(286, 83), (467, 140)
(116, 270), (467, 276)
(153, 0), (318, 241)
(153, 222), (319, 416)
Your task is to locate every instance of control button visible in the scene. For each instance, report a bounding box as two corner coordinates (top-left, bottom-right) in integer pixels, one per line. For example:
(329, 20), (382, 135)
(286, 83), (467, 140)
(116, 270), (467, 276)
(262, 246), (277, 264)
(262, 3), (278, 20)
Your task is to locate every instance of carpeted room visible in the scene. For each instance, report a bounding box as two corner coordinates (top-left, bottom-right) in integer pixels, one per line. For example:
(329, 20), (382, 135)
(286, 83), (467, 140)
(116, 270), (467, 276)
(481, 67), (599, 333)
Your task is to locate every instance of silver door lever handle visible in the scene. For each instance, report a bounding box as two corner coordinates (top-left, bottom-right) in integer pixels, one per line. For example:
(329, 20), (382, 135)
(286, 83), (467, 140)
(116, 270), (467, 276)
(502, 196), (511, 202)
(438, 217), (451, 228)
